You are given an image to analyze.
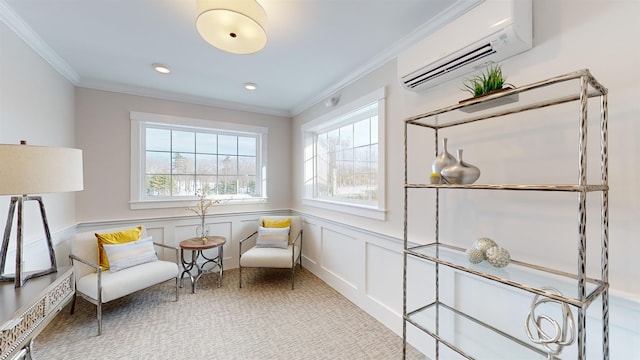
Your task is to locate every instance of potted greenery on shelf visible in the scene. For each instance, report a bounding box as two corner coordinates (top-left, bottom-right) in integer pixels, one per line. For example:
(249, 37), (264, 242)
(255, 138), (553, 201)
(459, 63), (518, 113)
(462, 63), (513, 97)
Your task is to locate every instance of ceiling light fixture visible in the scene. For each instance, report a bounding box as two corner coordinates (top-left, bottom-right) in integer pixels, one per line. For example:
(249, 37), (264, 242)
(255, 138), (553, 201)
(196, 0), (267, 55)
(153, 63), (170, 74)
(244, 82), (257, 90)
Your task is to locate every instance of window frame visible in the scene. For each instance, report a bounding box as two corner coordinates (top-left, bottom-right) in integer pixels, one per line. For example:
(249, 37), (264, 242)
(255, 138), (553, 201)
(130, 111), (268, 210)
(301, 87), (387, 220)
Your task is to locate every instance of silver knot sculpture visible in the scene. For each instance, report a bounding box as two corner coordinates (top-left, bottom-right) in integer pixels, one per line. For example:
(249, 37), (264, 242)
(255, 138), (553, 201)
(525, 287), (576, 357)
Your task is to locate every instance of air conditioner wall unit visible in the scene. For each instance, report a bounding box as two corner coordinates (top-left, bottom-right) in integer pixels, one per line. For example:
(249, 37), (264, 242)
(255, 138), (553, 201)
(398, 0), (532, 92)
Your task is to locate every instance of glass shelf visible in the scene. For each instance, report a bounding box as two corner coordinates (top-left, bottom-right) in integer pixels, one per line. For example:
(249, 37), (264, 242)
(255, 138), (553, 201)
(406, 243), (605, 307)
(407, 301), (558, 360)
(405, 183), (608, 192)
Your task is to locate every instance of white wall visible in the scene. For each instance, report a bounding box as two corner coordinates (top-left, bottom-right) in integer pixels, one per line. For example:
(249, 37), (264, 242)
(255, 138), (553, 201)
(0, 20), (76, 272)
(292, 1), (639, 358)
(74, 87), (292, 222)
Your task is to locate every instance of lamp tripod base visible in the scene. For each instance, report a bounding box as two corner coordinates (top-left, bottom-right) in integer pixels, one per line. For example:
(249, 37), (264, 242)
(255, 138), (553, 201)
(0, 268), (57, 285)
(0, 196), (58, 288)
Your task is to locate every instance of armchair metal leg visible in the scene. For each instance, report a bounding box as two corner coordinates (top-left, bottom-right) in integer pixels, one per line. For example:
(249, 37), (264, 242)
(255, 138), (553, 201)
(291, 266), (295, 290)
(291, 256), (303, 290)
(97, 302), (102, 336)
(239, 265), (243, 288)
(175, 277), (179, 301)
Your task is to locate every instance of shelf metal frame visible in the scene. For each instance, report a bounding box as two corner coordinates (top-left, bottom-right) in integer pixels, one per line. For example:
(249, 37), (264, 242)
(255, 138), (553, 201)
(402, 69), (609, 359)
(406, 301), (561, 360)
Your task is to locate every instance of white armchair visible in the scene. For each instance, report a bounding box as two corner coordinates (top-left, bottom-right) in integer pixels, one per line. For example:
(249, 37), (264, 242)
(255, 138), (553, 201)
(68, 226), (179, 335)
(238, 216), (303, 289)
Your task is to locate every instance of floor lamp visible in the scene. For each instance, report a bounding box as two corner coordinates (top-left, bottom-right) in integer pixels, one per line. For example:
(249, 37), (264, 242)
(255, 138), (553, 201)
(0, 141), (83, 288)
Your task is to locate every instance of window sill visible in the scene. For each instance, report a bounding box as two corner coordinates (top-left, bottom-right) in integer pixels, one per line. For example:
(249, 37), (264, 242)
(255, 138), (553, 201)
(130, 197), (268, 210)
(302, 198), (386, 220)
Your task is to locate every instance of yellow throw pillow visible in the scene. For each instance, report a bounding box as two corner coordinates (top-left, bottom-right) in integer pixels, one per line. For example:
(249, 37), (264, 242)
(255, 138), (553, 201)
(262, 218), (292, 244)
(95, 226), (143, 270)
(262, 218), (291, 228)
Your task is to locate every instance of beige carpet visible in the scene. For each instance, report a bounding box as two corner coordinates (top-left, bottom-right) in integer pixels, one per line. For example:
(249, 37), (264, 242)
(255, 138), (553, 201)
(32, 267), (425, 360)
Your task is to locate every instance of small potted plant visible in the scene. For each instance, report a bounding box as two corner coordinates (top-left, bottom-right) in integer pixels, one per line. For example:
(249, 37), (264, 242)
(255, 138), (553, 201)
(462, 63), (513, 98)
(459, 63), (518, 112)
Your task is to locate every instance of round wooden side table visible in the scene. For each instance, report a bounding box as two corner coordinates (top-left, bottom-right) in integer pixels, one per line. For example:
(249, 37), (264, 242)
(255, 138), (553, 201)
(179, 236), (226, 294)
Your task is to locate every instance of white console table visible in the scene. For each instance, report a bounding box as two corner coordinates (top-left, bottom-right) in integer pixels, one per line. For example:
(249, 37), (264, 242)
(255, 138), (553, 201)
(0, 266), (74, 360)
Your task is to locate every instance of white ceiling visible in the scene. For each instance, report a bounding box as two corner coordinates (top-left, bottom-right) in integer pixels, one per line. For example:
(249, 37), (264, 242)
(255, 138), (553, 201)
(1, 0), (477, 116)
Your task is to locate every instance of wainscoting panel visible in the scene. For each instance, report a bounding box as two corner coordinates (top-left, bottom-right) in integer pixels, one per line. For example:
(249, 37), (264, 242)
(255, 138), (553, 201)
(320, 227), (360, 291)
(405, 255), (436, 313)
(301, 220), (319, 266)
(365, 242), (403, 316)
(237, 216), (262, 249)
(146, 225), (173, 261)
(299, 213), (406, 336)
(146, 225), (164, 243)
(35, 224), (76, 271)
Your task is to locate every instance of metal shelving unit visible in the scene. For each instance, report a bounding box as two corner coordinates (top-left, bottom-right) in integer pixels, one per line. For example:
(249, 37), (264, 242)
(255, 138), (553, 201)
(402, 69), (609, 359)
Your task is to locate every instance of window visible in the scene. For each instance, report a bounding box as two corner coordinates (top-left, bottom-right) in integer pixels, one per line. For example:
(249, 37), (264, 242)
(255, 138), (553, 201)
(130, 112), (267, 209)
(302, 88), (386, 219)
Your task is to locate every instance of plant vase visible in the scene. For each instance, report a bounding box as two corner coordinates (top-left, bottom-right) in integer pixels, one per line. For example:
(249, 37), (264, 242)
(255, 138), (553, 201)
(460, 64), (518, 113)
(196, 218), (209, 243)
(459, 86), (519, 113)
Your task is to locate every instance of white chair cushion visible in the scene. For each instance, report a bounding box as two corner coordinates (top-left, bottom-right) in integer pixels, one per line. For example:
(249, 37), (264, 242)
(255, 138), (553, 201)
(240, 245), (300, 268)
(77, 260), (178, 303)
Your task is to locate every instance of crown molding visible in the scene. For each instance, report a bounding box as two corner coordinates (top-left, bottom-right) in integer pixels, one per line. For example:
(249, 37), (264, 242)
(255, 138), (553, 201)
(76, 79), (291, 118)
(0, 0), (80, 84)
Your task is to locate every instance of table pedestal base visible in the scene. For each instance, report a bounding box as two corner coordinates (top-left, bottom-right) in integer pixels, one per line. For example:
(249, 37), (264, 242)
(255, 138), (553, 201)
(179, 236), (226, 294)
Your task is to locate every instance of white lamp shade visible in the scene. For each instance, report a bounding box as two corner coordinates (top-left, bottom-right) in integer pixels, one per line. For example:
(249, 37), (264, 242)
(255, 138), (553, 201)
(196, 0), (267, 54)
(0, 144), (84, 195)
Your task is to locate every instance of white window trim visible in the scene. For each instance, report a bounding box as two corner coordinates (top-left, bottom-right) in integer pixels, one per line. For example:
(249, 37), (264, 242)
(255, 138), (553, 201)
(130, 111), (268, 210)
(301, 87), (387, 220)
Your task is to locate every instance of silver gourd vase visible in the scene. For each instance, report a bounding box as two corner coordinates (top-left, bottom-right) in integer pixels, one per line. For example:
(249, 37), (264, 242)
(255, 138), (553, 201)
(441, 149), (481, 184)
(431, 138), (456, 183)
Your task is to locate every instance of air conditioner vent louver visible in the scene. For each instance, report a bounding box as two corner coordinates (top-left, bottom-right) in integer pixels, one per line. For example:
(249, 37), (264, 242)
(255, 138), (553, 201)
(404, 43), (495, 89)
(398, 0), (532, 92)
